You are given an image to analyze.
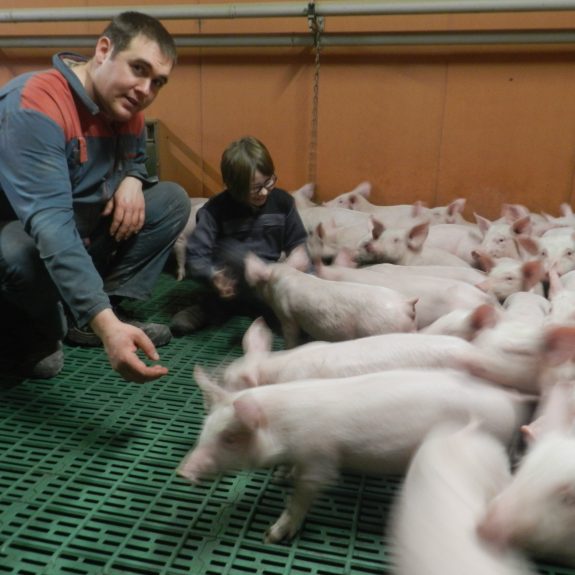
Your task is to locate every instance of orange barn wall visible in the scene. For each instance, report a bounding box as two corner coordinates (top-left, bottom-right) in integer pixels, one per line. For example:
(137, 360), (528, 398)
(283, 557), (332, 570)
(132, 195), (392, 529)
(2, 0), (575, 220)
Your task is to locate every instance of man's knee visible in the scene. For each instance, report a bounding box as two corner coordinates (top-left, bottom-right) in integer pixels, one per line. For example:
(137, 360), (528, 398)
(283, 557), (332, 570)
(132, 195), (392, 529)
(145, 181), (191, 232)
(0, 222), (45, 287)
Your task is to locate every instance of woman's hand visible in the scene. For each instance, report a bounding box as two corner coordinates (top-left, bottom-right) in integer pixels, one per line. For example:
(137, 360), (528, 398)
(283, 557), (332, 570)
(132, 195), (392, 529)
(212, 268), (237, 299)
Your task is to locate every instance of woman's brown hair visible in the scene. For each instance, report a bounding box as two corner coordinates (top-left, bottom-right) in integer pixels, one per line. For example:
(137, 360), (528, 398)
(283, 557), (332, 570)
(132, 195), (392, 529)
(220, 136), (275, 203)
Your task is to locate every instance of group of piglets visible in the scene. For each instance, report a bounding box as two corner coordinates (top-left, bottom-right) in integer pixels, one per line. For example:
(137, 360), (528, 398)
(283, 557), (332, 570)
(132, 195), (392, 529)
(175, 182), (575, 573)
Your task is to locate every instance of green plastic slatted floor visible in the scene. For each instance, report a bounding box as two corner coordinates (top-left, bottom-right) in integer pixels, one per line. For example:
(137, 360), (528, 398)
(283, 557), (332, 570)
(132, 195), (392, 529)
(0, 273), (573, 575)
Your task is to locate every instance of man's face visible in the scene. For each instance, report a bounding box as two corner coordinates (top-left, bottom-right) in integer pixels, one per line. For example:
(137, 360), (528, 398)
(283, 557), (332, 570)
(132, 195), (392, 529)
(92, 34), (173, 122)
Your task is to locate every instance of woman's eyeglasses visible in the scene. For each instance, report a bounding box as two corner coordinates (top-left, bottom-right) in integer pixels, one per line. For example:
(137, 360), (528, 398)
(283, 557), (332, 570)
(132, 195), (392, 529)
(250, 174), (277, 196)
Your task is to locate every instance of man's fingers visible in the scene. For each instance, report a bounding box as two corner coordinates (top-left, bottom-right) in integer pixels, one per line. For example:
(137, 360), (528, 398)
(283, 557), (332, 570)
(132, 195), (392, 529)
(136, 209), (145, 232)
(117, 332), (167, 383)
(111, 209), (144, 241)
(102, 197), (115, 217)
(134, 331), (160, 361)
(119, 361), (169, 383)
(109, 206), (125, 237)
(106, 328), (168, 383)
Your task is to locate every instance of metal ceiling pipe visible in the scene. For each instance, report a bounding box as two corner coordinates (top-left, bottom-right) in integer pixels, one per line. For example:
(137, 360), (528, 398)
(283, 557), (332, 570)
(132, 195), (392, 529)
(2, 30), (575, 49)
(189, 30), (575, 46)
(316, 0), (575, 16)
(1, 0), (575, 23)
(0, 4), (305, 23)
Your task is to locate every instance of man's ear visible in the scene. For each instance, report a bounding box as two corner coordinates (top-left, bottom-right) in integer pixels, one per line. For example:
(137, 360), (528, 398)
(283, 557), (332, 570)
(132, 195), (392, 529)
(94, 36), (114, 64)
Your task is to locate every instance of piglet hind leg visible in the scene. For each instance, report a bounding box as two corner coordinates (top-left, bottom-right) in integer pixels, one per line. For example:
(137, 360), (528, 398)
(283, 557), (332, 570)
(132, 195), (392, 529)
(265, 460), (337, 544)
(281, 319), (301, 349)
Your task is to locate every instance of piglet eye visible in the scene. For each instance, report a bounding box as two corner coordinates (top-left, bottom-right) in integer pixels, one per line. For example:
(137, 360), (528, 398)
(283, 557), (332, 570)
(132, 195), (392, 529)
(221, 429), (250, 447)
(220, 432), (238, 446)
(557, 485), (575, 506)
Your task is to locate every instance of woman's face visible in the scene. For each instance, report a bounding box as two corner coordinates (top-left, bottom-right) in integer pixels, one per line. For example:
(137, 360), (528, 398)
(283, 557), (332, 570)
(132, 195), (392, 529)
(247, 170), (277, 208)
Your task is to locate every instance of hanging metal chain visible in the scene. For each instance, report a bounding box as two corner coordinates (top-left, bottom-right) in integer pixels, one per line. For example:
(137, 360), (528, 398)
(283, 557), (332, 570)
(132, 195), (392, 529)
(307, 1), (323, 184)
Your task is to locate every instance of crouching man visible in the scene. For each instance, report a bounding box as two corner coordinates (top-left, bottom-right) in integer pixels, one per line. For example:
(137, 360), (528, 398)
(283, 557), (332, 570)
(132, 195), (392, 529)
(0, 11), (191, 382)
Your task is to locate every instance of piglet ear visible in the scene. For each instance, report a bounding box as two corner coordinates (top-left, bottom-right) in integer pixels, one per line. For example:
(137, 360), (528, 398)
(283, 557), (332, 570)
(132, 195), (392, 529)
(512, 214), (532, 236)
(407, 220), (429, 251)
(472, 249), (495, 273)
(542, 325), (575, 366)
(516, 234), (539, 256)
(194, 365), (228, 411)
(520, 424), (537, 445)
(448, 198), (466, 216)
(233, 396), (265, 431)
(411, 200), (426, 218)
(470, 304), (499, 332)
(244, 252), (270, 286)
(474, 213), (492, 234)
(522, 259), (546, 290)
(370, 215), (385, 239)
(300, 182), (315, 199)
(350, 180), (371, 198)
(547, 267), (563, 299)
(242, 317), (273, 354)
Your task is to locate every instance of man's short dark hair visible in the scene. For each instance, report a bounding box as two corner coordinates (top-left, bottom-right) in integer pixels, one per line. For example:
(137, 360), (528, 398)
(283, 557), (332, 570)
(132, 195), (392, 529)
(102, 11), (177, 64)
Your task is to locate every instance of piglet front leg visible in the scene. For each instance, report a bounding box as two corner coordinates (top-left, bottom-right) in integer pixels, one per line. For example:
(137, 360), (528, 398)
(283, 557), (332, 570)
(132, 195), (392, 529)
(173, 235), (187, 281)
(265, 460), (337, 543)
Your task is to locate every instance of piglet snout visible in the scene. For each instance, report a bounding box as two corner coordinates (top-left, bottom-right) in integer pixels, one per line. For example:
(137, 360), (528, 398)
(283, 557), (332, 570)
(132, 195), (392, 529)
(176, 448), (217, 484)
